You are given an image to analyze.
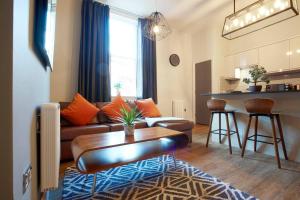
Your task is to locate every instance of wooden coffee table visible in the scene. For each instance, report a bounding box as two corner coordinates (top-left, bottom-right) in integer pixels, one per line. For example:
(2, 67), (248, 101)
(71, 127), (189, 194)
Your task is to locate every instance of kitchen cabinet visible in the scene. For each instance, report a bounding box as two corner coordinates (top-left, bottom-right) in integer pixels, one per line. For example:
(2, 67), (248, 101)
(224, 55), (236, 77)
(259, 40), (290, 73)
(290, 37), (300, 70)
(235, 49), (258, 68)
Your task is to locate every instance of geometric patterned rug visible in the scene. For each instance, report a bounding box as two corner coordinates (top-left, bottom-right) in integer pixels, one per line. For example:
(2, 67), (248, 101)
(62, 155), (257, 200)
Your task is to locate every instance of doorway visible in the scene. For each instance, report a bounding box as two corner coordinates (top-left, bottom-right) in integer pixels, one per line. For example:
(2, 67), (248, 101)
(195, 60), (212, 125)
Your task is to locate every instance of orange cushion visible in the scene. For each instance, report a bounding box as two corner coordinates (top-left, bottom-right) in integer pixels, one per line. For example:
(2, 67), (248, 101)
(61, 93), (100, 126)
(135, 98), (161, 118)
(101, 95), (130, 122)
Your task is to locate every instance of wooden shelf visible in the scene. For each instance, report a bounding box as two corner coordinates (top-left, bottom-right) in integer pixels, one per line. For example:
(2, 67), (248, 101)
(224, 77), (240, 82)
(266, 68), (300, 77)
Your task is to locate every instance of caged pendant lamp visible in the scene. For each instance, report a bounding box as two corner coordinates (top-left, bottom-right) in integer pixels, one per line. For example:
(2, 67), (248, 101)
(222, 0), (299, 40)
(143, 0), (172, 41)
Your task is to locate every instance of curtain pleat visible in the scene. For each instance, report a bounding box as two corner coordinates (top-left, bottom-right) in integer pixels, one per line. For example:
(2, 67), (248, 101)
(137, 18), (158, 103)
(78, 0), (111, 102)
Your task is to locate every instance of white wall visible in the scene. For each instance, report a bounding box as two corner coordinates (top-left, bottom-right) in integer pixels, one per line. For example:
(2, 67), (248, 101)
(13, 0), (50, 199)
(156, 31), (194, 120)
(51, 0), (82, 102)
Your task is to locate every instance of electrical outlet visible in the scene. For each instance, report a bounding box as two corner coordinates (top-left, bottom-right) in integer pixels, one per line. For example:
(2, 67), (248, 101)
(23, 165), (32, 194)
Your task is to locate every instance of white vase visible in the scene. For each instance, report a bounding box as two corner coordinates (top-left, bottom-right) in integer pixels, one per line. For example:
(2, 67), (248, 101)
(124, 125), (135, 136)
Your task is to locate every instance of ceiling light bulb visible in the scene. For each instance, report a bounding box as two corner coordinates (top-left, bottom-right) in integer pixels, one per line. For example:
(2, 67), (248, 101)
(274, 0), (283, 9)
(259, 6), (267, 15)
(239, 21), (244, 27)
(233, 19), (239, 26)
(153, 25), (160, 34)
(245, 13), (252, 22)
(225, 25), (230, 31)
(286, 51), (293, 56)
(297, 49), (300, 54)
(252, 16), (257, 22)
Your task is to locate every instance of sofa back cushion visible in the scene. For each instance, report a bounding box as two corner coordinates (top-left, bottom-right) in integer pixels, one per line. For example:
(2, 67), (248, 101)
(95, 102), (112, 123)
(101, 95), (131, 122)
(60, 102), (72, 126)
(135, 98), (161, 118)
(60, 94), (100, 126)
(60, 101), (100, 127)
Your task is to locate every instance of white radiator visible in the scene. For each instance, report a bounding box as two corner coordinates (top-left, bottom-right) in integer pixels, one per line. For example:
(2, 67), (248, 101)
(40, 103), (60, 192)
(172, 100), (185, 118)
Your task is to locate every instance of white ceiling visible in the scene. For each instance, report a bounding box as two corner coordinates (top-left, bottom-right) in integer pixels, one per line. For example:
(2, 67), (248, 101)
(100, 0), (233, 31)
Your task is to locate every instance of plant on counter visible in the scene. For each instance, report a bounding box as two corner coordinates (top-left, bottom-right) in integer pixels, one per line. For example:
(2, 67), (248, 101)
(116, 107), (141, 136)
(243, 65), (270, 92)
(114, 83), (122, 95)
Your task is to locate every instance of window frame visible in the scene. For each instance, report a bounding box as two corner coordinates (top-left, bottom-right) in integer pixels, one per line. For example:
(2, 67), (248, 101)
(109, 11), (139, 98)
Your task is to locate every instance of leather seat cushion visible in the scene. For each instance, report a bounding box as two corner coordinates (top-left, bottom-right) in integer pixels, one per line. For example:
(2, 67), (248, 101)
(108, 121), (148, 132)
(156, 121), (194, 131)
(61, 124), (110, 141)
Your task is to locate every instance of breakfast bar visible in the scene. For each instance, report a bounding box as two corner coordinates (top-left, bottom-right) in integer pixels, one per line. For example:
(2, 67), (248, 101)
(202, 90), (300, 163)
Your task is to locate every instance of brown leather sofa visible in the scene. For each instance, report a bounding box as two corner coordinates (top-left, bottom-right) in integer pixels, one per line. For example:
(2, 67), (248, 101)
(60, 102), (194, 161)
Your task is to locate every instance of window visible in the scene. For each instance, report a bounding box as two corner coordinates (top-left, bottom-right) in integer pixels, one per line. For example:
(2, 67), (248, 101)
(110, 13), (138, 97)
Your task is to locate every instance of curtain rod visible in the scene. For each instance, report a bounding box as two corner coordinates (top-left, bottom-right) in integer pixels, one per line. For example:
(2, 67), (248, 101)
(94, 0), (144, 19)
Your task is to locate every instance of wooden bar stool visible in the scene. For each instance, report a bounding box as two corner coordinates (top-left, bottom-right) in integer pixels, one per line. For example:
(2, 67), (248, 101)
(206, 99), (242, 154)
(241, 98), (288, 168)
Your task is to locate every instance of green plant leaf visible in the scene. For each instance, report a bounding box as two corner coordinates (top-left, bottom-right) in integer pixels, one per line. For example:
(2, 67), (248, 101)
(118, 106), (141, 126)
(244, 65), (270, 85)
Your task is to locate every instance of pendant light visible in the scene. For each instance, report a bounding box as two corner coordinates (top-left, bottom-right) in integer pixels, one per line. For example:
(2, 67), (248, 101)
(143, 0), (172, 41)
(222, 0), (299, 40)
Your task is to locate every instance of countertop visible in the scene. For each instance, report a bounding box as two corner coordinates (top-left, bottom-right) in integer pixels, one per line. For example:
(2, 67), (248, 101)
(202, 90), (300, 96)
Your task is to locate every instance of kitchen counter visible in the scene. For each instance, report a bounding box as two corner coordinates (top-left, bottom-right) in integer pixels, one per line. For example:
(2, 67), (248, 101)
(202, 90), (300, 96)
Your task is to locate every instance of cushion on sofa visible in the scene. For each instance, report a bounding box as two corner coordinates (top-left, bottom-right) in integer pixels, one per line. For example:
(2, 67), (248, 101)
(95, 102), (113, 123)
(61, 124), (110, 141)
(61, 94), (100, 126)
(60, 102), (100, 127)
(135, 98), (161, 118)
(155, 121), (194, 132)
(101, 95), (131, 122)
(107, 121), (148, 132)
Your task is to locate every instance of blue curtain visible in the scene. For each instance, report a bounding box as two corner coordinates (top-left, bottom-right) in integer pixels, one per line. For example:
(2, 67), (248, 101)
(33, 0), (51, 68)
(137, 18), (158, 103)
(78, 0), (111, 102)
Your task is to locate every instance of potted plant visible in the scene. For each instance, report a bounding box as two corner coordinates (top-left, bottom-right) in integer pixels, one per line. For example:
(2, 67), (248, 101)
(117, 107), (141, 136)
(243, 65), (270, 92)
(114, 83), (122, 96)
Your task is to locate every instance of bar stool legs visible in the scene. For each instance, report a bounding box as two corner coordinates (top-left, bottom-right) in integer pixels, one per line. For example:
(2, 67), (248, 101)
(206, 113), (214, 147)
(206, 111), (242, 154)
(270, 116), (281, 168)
(219, 113), (222, 144)
(241, 114), (289, 169)
(275, 115), (288, 160)
(232, 112), (242, 148)
(225, 113), (232, 154)
(254, 116), (258, 152)
(241, 116), (252, 157)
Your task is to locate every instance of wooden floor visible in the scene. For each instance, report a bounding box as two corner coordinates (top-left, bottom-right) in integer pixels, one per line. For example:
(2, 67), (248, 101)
(60, 125), (300, 200)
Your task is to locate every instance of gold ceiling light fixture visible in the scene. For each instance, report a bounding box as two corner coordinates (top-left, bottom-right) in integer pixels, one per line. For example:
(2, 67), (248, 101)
(222, 0), (299, 40)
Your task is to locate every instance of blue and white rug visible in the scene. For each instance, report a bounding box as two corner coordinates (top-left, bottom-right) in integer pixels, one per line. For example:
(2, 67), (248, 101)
(63, 155), (257, 200)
